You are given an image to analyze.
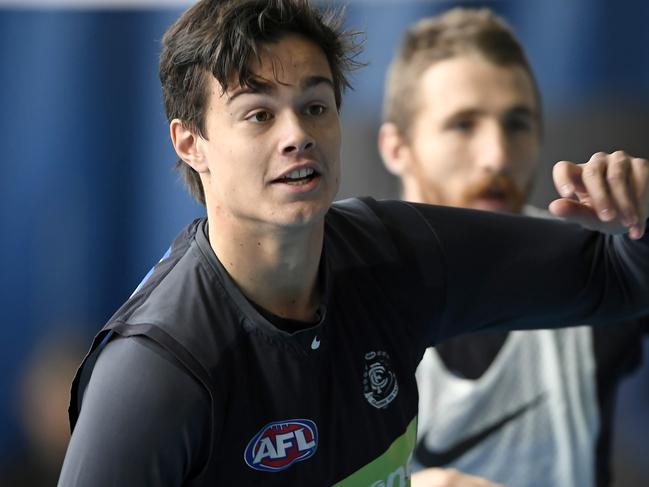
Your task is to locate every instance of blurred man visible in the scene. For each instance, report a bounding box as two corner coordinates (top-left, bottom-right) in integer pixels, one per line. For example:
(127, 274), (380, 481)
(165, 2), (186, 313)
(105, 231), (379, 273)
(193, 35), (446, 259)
(58, 1), (649, 485)
(0, 335), (85, 487)
(379, 8), (649, 487)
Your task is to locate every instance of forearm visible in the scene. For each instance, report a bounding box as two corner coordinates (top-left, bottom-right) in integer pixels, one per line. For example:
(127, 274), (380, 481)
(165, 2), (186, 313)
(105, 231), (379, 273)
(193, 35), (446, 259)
(411, 203), (649, 341)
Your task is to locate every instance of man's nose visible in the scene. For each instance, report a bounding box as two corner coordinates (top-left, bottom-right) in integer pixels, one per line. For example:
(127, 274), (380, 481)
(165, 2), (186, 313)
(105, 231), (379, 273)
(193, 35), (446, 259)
(279, 113), (315, 156)
(477, 126), (510, 173)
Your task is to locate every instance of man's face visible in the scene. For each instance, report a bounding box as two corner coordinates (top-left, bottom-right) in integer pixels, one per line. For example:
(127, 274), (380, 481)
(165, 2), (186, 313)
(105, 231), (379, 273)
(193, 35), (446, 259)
(197, 34), (341, 229)
(397, 54), (541, 213)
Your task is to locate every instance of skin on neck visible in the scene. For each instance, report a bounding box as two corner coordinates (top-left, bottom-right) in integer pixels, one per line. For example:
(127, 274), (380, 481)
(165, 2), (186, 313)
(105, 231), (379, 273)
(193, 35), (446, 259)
(204, 190), (324, 322)
(401, 164), (442, 205)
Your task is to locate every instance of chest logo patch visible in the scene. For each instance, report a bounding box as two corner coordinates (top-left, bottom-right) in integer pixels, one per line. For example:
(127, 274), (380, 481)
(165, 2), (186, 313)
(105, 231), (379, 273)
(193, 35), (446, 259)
(363, 350), (399, 409)
(244, 419), (318, 472)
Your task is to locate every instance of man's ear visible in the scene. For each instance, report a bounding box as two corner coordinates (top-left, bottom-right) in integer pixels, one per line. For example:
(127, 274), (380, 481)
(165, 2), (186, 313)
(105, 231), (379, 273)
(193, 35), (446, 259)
(170, 119), (209, 173)
(378, 122), (412, 177)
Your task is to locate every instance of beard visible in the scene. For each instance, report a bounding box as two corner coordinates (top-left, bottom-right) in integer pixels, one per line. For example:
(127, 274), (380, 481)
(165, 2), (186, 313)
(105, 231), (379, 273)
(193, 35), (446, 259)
(414, 169), (528, 215)
(458, 173), (527, 214)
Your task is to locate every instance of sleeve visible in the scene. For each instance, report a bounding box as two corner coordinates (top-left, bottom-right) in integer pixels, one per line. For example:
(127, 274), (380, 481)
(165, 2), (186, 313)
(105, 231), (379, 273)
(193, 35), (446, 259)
(395, 202), (649, 344)
(58, 336), (210, 487)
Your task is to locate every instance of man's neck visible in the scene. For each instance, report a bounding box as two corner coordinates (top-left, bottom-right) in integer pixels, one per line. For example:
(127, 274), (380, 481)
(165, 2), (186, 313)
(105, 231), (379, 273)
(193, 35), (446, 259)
(401, 176), (441, 205)
(206, 210), (324, 322)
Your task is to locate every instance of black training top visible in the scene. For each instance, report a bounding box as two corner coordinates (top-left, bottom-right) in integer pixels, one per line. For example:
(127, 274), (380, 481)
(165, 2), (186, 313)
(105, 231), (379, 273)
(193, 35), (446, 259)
(59, 198), (649, 486)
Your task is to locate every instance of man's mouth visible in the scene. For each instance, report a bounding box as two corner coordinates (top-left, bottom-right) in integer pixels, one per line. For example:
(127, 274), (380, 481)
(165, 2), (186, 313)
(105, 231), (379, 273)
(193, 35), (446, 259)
(480, 187), (508, 201)
(273, 167), (320, 185)
(473, 187), (510, 210)
(470, 181), (528, 214)
(460, 173), (525, 213)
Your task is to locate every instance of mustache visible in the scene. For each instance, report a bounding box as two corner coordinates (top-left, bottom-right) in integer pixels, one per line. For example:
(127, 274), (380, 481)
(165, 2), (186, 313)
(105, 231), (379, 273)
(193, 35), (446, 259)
(462, 174), (525, 208)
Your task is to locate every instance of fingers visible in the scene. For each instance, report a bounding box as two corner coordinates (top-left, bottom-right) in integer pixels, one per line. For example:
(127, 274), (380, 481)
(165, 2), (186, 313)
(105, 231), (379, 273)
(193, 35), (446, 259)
(580, 152), (618, 222)
(552, 160), (587, 199)
(548, 198), (619, 233)
(552, 151), (648, 239)
(548, 198), (596, 226)
(630, 156), (649, 238)
(604, 151), (638, 225)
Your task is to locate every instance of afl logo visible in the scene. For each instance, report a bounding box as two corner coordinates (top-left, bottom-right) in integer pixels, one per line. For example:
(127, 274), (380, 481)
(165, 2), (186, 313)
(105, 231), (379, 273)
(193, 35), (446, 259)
(363, 351), (399, 409)
(244, 419), (318, 472)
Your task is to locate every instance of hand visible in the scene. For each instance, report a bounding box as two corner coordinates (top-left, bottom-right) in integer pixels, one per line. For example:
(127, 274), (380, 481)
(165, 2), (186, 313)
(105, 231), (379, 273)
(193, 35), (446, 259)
(549, 151), (648, 239)
(411, 468), (505, 487)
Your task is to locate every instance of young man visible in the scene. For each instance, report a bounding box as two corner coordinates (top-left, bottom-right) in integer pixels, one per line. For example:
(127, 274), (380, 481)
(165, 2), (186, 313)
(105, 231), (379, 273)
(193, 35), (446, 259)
(60, 1), (649, 485)
(379, 8), (649, 487)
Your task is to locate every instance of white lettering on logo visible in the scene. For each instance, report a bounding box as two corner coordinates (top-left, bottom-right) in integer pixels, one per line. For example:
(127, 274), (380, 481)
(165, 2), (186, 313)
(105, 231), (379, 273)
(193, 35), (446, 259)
(274, 432), (294, 457)
(253, 437), (278, 463)
(294, 428), (316, 451)
(253, 428), (316, 463)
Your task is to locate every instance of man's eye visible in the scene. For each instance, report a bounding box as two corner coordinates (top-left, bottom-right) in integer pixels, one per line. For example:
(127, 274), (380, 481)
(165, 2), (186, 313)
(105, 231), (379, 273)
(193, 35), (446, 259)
(248, 111), (273, 123)
(307, 104), (327, 116)
(504, 117), (533, 134)
(449, 119), (474, 132)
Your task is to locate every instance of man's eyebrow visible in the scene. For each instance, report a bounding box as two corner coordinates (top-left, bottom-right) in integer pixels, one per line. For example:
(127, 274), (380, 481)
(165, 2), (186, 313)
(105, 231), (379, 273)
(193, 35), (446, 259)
(506, 105), (536, 118)
(443, 108), (482, 121)
(226, 80), (275, 105)
(226, 75), (334, 105)
(444, 105), (536, 121)
(301, 75), (335, 91)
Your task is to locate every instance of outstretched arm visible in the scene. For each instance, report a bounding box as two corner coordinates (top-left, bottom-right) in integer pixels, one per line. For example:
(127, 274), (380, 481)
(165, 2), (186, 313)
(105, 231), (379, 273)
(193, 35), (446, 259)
(401, 151), (649, 343)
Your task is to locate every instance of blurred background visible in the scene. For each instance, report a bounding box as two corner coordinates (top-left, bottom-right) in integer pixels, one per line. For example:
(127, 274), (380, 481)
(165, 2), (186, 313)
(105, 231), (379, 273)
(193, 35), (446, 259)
(0, 0), (647, 485)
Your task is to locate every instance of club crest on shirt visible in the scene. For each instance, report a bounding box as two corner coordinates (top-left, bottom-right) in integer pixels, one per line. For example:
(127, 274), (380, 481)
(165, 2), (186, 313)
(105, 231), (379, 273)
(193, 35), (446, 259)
(363, 350), (399, 409)
(244, 419), (318, 472)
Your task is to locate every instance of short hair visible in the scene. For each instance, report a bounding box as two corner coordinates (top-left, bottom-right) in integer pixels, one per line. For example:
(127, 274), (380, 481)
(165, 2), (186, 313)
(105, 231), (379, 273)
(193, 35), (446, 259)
(383, 7), (541, 137)
(159, 0), (362, 205)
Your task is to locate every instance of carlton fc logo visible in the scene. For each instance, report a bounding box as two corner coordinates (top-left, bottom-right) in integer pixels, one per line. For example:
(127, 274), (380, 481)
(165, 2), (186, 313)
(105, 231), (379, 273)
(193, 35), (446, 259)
(363, 351), (399, 409)
(244, 419), (318, 472)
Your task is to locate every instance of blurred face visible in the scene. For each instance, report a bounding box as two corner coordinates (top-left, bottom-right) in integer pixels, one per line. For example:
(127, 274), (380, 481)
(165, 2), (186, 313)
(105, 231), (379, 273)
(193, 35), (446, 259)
(197, 34), (341, 229)
(400, 54), (540, 213)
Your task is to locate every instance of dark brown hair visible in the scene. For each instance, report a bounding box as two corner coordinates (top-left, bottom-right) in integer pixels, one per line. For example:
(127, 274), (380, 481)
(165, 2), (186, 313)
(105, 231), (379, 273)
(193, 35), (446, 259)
(383, 7), (541, 137)
(159, 0), (362, 205)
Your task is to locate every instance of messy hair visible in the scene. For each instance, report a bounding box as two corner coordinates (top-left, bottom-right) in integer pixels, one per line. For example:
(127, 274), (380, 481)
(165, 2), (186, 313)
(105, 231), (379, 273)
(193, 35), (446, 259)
(159, 0), (362, 205)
